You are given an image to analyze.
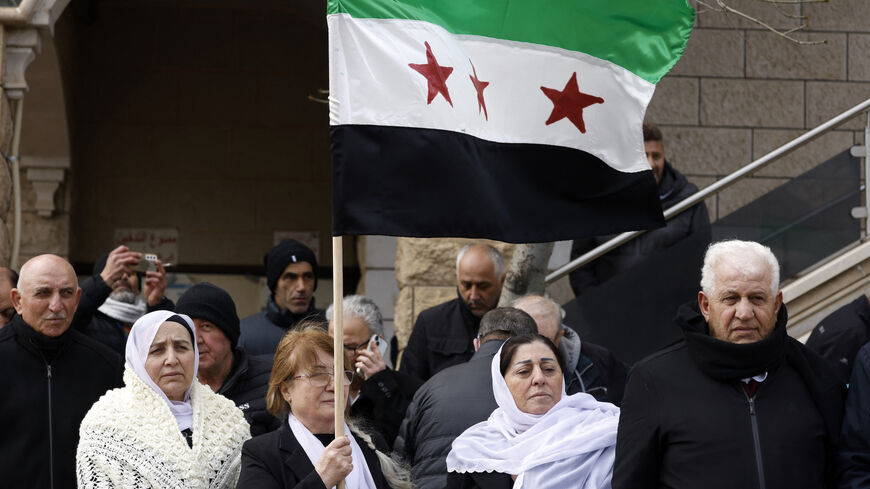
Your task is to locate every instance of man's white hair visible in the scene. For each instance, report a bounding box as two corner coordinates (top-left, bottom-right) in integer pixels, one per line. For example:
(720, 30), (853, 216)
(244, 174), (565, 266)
(511, 294), (563, 341)
(700, 240), (780, 297)
(455, 243), (505, 279)
(325, 294), (384, 337)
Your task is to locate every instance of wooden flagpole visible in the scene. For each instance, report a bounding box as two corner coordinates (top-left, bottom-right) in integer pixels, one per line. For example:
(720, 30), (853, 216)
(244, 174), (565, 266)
(332, 236), (346, 489)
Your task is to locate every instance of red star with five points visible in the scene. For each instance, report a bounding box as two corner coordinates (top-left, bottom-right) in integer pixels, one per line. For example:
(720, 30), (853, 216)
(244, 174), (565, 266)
(468, 60), (490, 120)
(540, 72), (604, 134)
(409, 41), (454, 106)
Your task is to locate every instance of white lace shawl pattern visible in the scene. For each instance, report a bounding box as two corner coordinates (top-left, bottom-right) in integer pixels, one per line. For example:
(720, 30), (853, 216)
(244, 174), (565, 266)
(76, 368), (251, 489)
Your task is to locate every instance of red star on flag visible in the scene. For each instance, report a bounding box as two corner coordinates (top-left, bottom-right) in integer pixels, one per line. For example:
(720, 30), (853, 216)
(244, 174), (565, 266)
(468, 60), (489, 120)
(540, 72), (604, 134)
(409, 41), (454, 107)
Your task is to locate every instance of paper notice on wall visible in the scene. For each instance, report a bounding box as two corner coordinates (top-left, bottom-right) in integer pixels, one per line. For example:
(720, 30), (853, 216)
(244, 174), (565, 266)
(273, 231), (320, 262)
(114, 228), (179, 265)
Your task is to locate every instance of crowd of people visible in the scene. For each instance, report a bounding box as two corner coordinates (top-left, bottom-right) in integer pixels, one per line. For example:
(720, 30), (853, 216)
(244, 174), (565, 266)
(2, 228), (870, 487)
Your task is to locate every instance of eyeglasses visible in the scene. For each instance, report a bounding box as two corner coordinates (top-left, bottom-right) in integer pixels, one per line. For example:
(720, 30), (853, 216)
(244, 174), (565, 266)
(291, 370), (354, 388)
(343, 339), (370, 353)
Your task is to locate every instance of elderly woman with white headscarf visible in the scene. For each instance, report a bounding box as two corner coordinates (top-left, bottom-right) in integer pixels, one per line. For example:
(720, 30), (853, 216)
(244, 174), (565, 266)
(76, 310), (251, 488)
(446, 333), (619, 489)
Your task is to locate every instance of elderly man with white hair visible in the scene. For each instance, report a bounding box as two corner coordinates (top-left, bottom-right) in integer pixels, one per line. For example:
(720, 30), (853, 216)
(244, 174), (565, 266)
(326, 295), (422, 449)
(613, 240), (845, 489)
(513, 294), (627, 405)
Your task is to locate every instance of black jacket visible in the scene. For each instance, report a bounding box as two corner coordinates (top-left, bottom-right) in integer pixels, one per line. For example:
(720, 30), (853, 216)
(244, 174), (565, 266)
(219, 347), (281, 436)
(0, 316), (123, 489)
(558, 326), (627, 405)
(239, 296), (326, 361)
(352, 368), (423, 450)
(71, 274), (174, 354)
(399, 294), (480, 382)
(446, 471), (513, 489)
(805, 295), (870, 384)
(837, 341), (870, 487)
(613, 303), (845, 489)
(237, 419), (392, 489)
(394, 339), (503, 489)
(570, 162), (711, 297)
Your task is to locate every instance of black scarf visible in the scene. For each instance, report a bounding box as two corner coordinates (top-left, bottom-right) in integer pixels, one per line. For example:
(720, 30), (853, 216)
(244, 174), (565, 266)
(676, 301), (788, 381)
(12, 315), (69, 364)
(265, 295), (321, 330)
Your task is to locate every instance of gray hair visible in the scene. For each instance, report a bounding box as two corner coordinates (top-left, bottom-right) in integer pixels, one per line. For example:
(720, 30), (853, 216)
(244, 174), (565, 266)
(455, 243), (505, 278)
(511, 295), (562, 341)
(478, 307), (537, 340)
(325, 295), (384, 337)
(700, 240), (780, 297)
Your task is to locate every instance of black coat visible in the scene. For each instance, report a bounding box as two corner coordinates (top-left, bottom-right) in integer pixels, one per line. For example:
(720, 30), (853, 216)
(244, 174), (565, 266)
(394, 339), (502, 489)
(71, 274), (175, 355)
(398, 295), (480, 382)
(837, 342), (870, 487)
(352, 368), (423, 450)
(237, 420), (392, 489)
(239, 296), (326, 361)
(805, 295), (870, 384)
(445, 471), (513, 489)
(0, 316), (123, 489)
(569, 161), (711, 297)
(558, 327), (628, 406)
(613, 303), (845, 489)
(219, 347), (281, 436)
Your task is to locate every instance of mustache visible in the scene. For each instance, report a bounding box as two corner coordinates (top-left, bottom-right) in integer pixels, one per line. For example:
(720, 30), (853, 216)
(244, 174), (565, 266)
(45, 313), (66, 320)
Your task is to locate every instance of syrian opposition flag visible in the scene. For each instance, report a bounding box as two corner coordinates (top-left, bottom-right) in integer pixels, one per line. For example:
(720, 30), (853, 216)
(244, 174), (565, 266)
(328, 0), (694, 243)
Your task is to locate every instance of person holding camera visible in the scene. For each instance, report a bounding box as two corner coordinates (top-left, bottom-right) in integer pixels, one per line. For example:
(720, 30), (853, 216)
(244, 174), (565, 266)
(71, 245), (174, 354)
(326, 295), (423, 449)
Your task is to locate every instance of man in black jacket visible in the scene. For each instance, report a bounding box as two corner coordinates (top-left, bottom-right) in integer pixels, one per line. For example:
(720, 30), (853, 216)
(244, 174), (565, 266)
(570, 122), (711, 297)
(0, 254), (123, 489)
(399, 243), (505, 381)
(614, 240), (845, 489)
(72, 245), (174, 354)
(394, 307), (536, 489)
(805, 294), (870, 384)
(513, 294), (627, 405)
(175, 282), (280, 436)
(240, 239), (326, 360)
(326, 294), (423, 449)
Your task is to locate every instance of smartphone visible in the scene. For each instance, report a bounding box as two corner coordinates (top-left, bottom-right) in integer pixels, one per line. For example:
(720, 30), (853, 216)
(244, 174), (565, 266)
(355, 334), (391, 377)
(133, 253), (159, 273)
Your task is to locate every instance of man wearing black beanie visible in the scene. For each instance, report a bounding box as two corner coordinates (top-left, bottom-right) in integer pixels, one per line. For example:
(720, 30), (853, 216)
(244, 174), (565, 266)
(239, 239), (326, 360)
(176, 282), (280, 436)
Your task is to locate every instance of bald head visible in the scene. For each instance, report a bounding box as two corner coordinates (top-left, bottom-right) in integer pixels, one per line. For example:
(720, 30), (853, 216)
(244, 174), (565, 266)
(456, 243), (506, 317)
(512, 295), (563, 344)
(12, 255), (81, 337)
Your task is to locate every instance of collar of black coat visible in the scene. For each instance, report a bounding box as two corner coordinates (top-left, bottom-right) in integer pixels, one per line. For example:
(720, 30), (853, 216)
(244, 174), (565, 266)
(10, 313), (71, 360)
(266, 295), (319, 329)
(676, 300), (788, 381)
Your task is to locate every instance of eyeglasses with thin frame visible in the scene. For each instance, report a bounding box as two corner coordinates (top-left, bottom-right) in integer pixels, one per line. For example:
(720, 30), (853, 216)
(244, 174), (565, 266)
(291, 370), (354, 388)
(343, 339), (370, 353)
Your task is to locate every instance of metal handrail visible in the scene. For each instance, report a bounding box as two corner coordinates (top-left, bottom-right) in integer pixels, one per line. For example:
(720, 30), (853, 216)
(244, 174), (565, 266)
(546, 97), (870, 284)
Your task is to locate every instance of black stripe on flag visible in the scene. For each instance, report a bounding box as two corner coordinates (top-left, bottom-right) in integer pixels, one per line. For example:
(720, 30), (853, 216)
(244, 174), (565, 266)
(330, 125), (664, 243)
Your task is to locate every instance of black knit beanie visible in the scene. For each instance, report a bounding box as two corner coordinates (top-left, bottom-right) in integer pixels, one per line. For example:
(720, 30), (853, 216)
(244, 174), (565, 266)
(93, 252), (109, 277)
(175, 283), (240, 348)
(264, 239), (318, 294)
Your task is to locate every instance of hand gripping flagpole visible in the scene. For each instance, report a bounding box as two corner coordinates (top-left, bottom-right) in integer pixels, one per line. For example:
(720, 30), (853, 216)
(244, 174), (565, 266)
(332, 236), (346, 489)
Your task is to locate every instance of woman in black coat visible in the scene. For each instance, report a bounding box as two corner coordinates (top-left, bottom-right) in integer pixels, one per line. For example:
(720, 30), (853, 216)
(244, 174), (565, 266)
(237, 325), (409, 489)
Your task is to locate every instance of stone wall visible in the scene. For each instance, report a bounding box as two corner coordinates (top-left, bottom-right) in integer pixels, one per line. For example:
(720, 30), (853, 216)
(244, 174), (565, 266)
(392, 0), (870, 350)
(647, 0), (869, 221)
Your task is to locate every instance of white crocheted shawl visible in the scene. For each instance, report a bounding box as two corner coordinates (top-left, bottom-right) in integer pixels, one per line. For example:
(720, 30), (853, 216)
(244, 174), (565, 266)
(77, 368), (251, 489)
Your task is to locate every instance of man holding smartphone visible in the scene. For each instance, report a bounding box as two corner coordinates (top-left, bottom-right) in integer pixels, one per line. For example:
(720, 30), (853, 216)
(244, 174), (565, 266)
(71, 245), (173, 354)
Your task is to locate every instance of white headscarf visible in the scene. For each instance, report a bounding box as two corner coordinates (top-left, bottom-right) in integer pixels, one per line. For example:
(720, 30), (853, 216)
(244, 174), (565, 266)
(125, 309), (199, 431)
(446, 342), (620, 489)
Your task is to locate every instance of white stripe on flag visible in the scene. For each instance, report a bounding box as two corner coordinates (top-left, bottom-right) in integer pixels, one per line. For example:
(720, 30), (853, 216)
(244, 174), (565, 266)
(329, 14), (655, 174)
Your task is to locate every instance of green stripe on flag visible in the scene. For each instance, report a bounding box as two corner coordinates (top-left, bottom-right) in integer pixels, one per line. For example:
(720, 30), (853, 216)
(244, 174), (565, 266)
(327, 0), (694, 84)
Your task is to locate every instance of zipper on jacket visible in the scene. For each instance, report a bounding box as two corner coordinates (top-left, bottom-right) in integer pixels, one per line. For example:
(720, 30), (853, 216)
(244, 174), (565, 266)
(746, 393), (766, 489)
(46, 363), (55, 489)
